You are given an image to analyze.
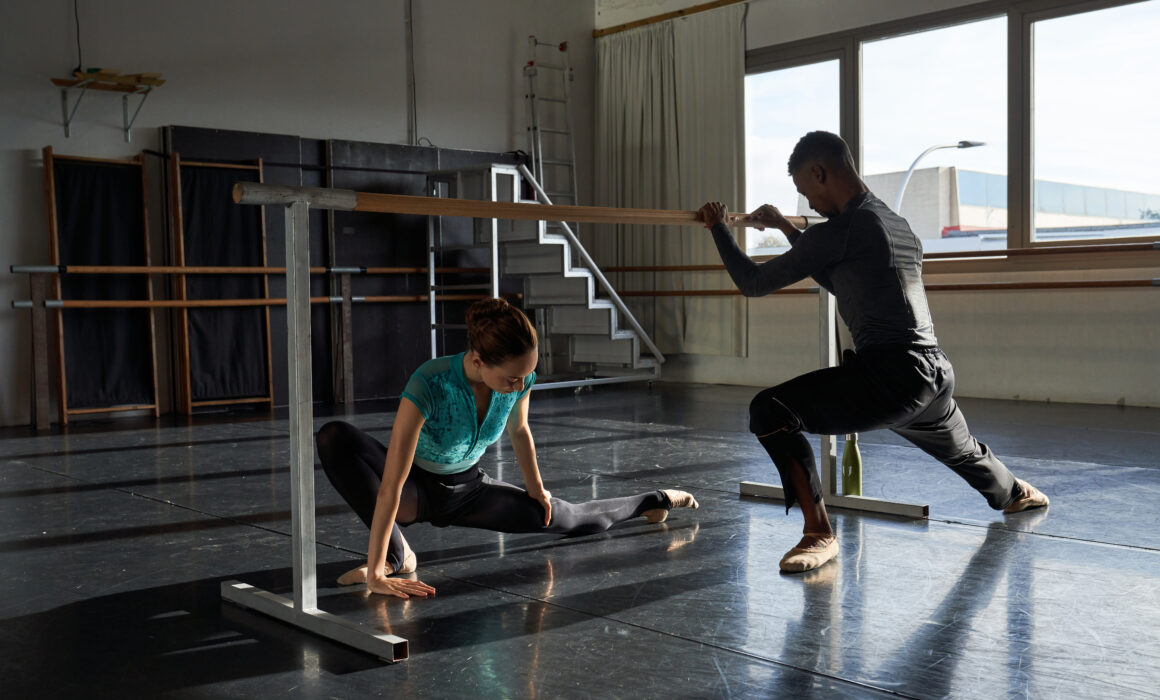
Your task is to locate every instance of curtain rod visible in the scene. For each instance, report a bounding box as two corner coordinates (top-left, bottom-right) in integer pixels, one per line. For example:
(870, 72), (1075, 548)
(593, 0), (747, 38)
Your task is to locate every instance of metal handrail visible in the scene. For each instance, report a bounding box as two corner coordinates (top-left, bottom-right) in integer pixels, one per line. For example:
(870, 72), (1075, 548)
(516, 164), (665, 364)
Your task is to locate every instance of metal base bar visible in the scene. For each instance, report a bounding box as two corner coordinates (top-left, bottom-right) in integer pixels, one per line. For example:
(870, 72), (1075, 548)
(533, 369), (658, 391)
(220, 581), (408, 662)
(739, 481), (929, 519)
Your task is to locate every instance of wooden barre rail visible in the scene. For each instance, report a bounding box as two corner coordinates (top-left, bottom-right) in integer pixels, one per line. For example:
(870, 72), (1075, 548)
(10, 265), (487, 275)
(231, 181), (817, 230)
(604, 241), (1160, 272)
(11, 293), (516, 309)
(924, 241), (1159, 260)
(614, 279), (1158, 297)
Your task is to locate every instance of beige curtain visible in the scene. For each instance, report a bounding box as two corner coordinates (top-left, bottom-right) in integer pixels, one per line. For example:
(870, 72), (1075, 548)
(592, 4), (747, 356)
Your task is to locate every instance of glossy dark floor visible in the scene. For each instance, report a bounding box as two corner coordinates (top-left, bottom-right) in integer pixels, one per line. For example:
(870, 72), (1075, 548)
(3, 383), (1159, 699)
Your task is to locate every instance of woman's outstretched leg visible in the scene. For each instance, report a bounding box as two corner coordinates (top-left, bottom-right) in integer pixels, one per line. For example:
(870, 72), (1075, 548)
(316, 421), (418, 576)
(450, 474), (697, 536)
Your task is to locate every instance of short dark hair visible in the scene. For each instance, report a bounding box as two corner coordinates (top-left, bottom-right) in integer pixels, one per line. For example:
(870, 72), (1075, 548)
(465, 297), (537, 365)
(787, 131), (857, 175)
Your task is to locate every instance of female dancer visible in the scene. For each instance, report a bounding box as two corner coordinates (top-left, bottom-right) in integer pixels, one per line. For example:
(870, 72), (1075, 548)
(317, 298), (699, 598)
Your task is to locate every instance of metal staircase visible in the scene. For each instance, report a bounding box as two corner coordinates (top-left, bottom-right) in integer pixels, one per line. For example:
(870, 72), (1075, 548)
(426, 163), (662, 390)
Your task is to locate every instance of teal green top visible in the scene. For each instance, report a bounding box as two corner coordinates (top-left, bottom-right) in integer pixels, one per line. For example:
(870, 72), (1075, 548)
(400, 352), (537, 474)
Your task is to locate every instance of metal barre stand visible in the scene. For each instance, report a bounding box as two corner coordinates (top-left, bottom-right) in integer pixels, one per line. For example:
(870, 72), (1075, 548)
(222, 188), (409, 662)
(739, 289), (929, 519)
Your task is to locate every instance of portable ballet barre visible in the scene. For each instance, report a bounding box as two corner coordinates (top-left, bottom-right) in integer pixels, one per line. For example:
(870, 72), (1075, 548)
(204, 181), (897, 662)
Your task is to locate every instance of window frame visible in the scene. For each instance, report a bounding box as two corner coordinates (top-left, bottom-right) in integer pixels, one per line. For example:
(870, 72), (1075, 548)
(743, 0), (1160, 272)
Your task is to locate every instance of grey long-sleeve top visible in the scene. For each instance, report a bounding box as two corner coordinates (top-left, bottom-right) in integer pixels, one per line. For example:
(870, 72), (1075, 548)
(709, 191), (938, 351)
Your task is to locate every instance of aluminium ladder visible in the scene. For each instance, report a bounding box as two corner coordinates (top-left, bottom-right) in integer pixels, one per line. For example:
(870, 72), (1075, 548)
(524, 36), (581, 375)
(523, 36), (579, 232)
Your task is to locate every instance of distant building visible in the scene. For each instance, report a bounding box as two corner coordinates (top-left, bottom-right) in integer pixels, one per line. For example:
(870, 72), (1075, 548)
(782, 168), (1160, 252)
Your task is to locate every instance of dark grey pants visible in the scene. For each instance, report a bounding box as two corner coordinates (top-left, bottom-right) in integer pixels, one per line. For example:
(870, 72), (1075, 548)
(749, 345), (1018, 511)
(316, 421), (668, 572)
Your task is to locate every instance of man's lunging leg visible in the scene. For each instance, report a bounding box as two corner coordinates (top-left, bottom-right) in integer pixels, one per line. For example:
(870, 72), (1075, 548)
(750, 389), (838, 572)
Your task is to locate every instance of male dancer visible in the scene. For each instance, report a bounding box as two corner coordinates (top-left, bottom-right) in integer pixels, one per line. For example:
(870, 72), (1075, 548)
(699, 131), (1048, 573)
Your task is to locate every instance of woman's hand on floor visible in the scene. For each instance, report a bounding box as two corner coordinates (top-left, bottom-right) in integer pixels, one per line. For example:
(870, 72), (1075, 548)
(367, 573), (436, 599)
(530, 487), (553, 526)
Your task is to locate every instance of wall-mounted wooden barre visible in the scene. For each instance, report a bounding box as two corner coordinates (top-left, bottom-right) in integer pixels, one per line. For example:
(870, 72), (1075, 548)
(606, 241), (1160, 272)
(608, 279), (1157, 297)
(11, 293), (516, 309)
(923, 241), (1159, 260)
(11, 265), (487, 275)
(232, 181), (819, 230)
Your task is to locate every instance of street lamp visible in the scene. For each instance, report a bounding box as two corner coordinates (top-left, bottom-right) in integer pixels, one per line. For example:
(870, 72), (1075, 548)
(892, 140), (986, 213)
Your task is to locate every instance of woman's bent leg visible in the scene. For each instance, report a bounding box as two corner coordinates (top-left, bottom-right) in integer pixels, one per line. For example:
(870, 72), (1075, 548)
(316, 420), (418, 574)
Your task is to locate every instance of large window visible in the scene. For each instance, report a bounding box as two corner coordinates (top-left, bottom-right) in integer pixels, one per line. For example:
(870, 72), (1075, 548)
(743, 0), (1159, 258)
(862, 16), (1008, 252)
(1032, 0), (1160, 242)
(744, 60), (839, 255)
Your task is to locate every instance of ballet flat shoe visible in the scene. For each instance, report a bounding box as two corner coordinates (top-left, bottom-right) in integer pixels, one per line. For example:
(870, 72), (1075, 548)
(1004, 479), (1049, 514)
(779, 535), (838, 573)
(643, 489), (700, 523)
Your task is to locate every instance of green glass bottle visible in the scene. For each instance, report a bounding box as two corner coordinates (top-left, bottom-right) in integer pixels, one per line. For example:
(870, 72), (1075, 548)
(842, 433), (862, 496)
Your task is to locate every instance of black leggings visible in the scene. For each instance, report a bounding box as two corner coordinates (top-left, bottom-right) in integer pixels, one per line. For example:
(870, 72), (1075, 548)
(316, 421), (669, 572)
(749, 346), (1018, 513)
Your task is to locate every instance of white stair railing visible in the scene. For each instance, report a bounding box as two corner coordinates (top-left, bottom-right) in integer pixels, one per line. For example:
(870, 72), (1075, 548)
(517, 164), (664, 364)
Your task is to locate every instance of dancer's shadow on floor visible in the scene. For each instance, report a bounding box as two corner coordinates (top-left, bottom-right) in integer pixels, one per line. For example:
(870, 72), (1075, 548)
(771, 518), (1036, 698)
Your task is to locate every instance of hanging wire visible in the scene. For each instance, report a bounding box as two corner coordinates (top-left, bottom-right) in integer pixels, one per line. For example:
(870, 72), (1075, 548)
(405, 0), (418, 146)
(71, 0), (83, 73)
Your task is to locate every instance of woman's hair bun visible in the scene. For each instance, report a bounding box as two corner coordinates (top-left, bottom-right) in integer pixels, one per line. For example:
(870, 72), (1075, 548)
(465, 298), (537, 366)
(464, 297), (510, 327)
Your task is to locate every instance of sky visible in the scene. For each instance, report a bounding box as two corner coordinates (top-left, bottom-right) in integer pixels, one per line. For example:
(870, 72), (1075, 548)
(744, 1), (1160, 233)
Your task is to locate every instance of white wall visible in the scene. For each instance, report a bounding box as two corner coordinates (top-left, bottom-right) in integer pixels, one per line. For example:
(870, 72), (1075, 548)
(0, 0), (595, 427)
(663, 282), (1160, 407)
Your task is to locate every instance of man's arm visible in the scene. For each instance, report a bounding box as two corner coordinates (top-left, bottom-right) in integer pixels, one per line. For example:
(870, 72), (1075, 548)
(699, 202), (825, 297)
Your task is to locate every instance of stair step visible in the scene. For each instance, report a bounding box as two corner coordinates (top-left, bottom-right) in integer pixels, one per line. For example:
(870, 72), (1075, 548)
(548, 305), (616, 335)
(570, 334), (638, 365)
(503, 242), (569, 275)
(523, 274), (592, 306)
(477, 218), (543, 243)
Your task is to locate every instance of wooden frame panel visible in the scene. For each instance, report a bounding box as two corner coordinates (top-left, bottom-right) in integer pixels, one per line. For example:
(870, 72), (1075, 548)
(42, 147), (160, 424)
(169, 154), (275, 413)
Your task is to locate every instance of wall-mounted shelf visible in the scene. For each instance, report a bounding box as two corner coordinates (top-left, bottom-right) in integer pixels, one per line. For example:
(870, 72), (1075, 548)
(51, 71), (164, 142)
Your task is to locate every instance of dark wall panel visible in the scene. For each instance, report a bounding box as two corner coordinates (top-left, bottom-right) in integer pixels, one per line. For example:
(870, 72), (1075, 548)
(53, 159), (154, 409)
(181, 165), (267, 401)
(166, 126), (524, 406)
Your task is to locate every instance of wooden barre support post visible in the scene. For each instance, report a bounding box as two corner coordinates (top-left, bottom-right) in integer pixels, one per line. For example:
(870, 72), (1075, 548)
(232, 181), (813, 229)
